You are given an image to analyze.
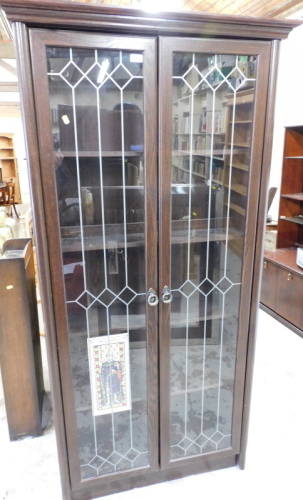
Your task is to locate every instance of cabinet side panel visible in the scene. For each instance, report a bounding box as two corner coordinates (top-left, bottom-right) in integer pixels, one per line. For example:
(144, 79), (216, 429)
(238, 40), (280, 469)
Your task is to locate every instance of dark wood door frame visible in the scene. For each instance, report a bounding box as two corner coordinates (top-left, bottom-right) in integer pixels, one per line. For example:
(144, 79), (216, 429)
(158, 36), (271, 469)
(29, 28), (159, 490)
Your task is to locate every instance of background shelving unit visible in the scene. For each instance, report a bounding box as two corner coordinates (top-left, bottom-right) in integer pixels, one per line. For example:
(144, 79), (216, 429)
(261, 125), (303, 335)
(223, 87), (254, 256)
(0, 133), (22, 208)
(172, 67), (227, 186)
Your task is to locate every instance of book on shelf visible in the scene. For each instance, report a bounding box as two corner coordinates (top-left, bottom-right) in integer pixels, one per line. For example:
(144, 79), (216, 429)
(212, 163), (223, 183)
(181, 140), (189, 151)
(204, 157), (223, 183)
(182, 158), (190, 171)
(172, 165), (178, 182)
(221, 106), (228, 134)
(181, 170), (190, 183)
(194, 135), (206, 151)
(193, 159), (206, 176)
(206, 110), (223, 134)
(199, 108), (207, 132)
(182, 112), (190, 133)
(192, 113), (201, 134)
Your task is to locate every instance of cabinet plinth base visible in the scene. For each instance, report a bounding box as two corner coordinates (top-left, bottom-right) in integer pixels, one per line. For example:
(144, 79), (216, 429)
(71, 455), (238, 500)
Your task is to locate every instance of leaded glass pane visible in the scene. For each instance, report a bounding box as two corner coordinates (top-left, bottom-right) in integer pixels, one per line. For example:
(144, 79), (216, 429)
(47, 47), (147, 478)
(170, 52), (256, 458)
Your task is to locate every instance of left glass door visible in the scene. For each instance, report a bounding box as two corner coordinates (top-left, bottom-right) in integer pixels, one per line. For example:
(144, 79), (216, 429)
(30, 31), (158, 487)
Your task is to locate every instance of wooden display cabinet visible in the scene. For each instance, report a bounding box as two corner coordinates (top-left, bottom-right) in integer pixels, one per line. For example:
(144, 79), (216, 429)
(1, 1), (298, 499)
(261, 126), (303, 337)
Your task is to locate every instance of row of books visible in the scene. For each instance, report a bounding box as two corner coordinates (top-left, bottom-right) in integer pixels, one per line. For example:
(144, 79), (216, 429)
(174, 107), (228, 136)
(179, 157), (223, 183)
(175, 136), (224, 154)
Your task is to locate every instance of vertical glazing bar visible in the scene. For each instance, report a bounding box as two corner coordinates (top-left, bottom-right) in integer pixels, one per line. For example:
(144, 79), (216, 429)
(96, 50), (108, 291)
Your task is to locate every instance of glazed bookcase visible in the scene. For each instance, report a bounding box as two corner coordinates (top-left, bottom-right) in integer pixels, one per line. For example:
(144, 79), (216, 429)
(1, 1), (298, 499)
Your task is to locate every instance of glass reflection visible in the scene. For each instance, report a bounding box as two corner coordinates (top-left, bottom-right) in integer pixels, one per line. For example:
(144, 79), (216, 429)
(48, 47), (148, 478)
(170, 52), (256, 458)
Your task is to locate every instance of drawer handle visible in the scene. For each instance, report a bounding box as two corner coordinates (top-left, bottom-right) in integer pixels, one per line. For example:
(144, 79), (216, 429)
(287, 273), (293, 281)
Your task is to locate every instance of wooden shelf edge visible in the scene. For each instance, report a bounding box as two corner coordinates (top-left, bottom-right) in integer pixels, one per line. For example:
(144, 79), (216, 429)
(264, 248), (303, 276)
(224, 183), (247, 196)
(280, 193), (303, 201)
(279, 216), (303, 226)
(227, 202), (246, 216)
(231, 163), (249, 172)
(61, 150), (143, 157)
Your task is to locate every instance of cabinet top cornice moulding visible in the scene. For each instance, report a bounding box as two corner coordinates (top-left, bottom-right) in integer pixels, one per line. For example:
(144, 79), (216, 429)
(0, 0), (301, 40)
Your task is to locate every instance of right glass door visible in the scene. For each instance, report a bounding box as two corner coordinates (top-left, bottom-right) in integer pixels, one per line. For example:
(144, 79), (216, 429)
(159, 38), (271, 467)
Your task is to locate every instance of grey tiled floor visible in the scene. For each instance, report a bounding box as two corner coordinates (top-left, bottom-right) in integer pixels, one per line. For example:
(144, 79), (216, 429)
(1, 309), (303, 500)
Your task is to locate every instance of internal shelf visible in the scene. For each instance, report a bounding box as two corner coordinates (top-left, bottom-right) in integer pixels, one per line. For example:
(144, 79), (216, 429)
(280, 215), (303, 226)
(231, 162), (249, 172)
(281, 193), (303, 201)
(173, 150), (224, 159)
(61, 150), (143, 158)
(60, 224), (243, 252)
(225, 183), (247, 196)
(227, 142), (250, 148)
(228, 202), (246, 216)
(99, 185), (144, 189)
(173, 166), (223, 184)
(231, 120), (252, 124)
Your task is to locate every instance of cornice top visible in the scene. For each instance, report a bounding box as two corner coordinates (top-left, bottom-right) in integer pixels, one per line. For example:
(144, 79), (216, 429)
(1, 0), (301, 40)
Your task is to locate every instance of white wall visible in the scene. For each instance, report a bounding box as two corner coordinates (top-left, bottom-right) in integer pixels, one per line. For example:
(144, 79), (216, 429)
(269, 23), (303, 220)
